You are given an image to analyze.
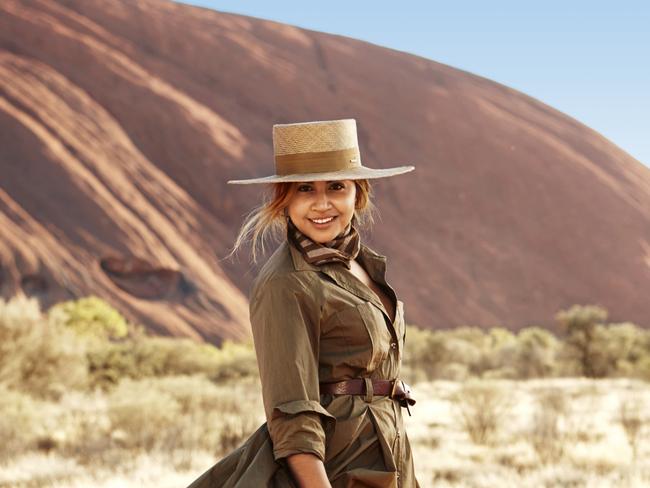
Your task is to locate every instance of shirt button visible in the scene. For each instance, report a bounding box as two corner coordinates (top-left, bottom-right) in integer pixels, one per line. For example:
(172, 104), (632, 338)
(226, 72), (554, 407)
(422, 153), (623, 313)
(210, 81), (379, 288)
(396, 431), (401, 438)
(390, 342), (397, 349)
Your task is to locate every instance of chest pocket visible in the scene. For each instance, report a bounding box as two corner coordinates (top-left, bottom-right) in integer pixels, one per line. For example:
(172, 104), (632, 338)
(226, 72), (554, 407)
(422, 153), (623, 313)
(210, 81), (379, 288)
(324, 301), (392, 372)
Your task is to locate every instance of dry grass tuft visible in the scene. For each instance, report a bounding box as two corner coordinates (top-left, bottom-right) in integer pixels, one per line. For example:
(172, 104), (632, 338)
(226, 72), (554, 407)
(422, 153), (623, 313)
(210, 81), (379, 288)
(450, 380), (513, 445)
(618, 395), (645, 463)
(528, 387), (568, 464)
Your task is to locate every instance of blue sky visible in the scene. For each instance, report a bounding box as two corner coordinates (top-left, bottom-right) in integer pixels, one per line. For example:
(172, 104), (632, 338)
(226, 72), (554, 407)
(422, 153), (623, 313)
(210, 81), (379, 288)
(178, 1), (649, 167)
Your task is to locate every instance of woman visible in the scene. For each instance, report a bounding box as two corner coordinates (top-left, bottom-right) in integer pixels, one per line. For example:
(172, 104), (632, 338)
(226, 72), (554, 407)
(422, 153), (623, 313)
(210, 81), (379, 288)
(187, 119), (419, 487)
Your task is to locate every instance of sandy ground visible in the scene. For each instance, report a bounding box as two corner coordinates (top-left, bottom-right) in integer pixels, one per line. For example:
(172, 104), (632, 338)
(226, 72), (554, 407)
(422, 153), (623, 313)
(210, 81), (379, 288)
(1, 378), (649, 488)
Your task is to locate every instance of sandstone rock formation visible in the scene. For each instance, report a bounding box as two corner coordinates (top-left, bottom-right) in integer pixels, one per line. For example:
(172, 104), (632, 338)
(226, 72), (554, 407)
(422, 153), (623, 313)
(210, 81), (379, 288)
(1, 0), (648, 341)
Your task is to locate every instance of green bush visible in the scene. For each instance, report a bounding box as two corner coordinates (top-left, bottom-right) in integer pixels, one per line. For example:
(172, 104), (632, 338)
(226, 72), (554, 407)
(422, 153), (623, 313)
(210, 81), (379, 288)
(48, 295), (128, 341)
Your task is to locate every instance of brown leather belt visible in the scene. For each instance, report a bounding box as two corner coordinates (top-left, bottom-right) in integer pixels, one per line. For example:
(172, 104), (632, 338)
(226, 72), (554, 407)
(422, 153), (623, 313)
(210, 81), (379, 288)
(319, 378), (416, 415)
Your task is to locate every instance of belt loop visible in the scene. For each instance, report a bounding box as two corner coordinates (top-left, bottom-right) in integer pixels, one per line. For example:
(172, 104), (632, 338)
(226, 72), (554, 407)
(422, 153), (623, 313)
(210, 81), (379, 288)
(390, 378), (399, 398)
(363, 378), (373, 403)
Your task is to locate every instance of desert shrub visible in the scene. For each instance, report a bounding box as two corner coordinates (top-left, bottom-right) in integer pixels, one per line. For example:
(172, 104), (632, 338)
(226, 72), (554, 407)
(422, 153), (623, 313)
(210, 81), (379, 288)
(436, 362), (470, 381)
(450, 380), (513, 445)
(598, 322), (650, 378)
(556, 304), (608, 377)
(437, 335), (483, 376)
(0, 384), (42, 461)
(404, 325), (554, 381)
(0, 295), (88, 399)
(402, 312), (649, 381)
(557, 319), (650, 379)
(1, 293), (259, 396)
(86, 340), (140, 388)
(637, 355), (650, 381)
(403, 326), (486, 381)
(106, 376), (261, 456)
(478, 327), (518, 378)
(107, 377), (184, 451)
(86, 335), (258, 389)
(514, 327), (559, 378)
(528, 387), (568, 464)
(207, 339), (259, 382)
(402, 325), (449, 382)
(48, 295), (128, 341)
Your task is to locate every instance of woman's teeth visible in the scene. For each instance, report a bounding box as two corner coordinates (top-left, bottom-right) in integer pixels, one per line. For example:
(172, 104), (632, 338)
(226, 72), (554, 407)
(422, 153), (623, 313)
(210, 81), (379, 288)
(310, 216), (335, 224)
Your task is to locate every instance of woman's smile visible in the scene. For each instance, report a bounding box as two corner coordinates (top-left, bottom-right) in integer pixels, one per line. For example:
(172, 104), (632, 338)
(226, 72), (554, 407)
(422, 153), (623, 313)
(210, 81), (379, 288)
(308, 215), (338, 227)
(287, 180), (356, 243)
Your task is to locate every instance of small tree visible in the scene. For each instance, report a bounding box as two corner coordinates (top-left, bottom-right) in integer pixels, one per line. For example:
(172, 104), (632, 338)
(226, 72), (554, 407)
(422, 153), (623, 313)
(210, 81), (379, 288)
(556, 304), (608, 377)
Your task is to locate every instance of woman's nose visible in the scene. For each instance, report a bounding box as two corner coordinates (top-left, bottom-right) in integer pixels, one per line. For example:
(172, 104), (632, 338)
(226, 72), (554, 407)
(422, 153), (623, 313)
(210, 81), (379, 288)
(312, 191), (332, 210)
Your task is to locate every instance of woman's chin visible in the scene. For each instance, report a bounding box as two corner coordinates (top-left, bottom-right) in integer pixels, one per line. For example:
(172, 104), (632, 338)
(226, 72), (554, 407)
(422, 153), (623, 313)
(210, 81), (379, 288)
(308, 229), (340, 243)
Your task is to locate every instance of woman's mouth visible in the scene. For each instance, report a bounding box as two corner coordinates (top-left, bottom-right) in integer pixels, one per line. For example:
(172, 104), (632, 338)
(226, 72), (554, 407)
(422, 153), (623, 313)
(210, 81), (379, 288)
(308, 216), (337, 228)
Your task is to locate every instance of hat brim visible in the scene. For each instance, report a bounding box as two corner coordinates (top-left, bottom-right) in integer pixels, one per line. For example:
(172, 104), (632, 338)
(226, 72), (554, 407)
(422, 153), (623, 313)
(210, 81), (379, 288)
(227, 164), (415, 185)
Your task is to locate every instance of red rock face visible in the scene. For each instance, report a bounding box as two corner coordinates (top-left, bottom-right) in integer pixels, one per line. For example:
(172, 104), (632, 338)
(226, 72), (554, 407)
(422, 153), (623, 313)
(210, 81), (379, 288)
(0, 0), (648, 340)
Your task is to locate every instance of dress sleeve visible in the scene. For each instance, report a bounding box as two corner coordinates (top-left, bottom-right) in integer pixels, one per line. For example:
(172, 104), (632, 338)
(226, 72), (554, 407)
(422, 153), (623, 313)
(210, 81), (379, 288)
(249, 275), (335, 462)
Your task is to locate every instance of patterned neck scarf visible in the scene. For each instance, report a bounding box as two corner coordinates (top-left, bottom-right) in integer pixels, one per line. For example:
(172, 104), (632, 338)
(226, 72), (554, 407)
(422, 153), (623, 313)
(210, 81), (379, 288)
(286, 214), (361, 269)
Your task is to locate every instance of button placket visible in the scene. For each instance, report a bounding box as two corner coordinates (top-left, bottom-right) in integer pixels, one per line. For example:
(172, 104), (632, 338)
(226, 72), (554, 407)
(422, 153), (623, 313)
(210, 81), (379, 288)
(391, 395), (403, 487)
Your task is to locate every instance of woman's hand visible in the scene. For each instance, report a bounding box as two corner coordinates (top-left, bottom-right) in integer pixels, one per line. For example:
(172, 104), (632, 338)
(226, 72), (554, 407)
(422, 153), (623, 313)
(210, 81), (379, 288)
(286, 452), (332, 488)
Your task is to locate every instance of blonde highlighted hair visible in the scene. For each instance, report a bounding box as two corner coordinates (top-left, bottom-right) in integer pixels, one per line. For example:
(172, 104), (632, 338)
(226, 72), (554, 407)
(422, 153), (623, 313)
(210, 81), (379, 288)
(224, 180), (376, 264)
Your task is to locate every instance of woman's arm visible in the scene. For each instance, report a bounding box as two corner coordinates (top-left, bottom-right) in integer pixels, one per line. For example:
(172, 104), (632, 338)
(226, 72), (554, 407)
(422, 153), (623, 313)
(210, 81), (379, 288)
(286, 453), (332, 488)
(249, 276), (335, 483)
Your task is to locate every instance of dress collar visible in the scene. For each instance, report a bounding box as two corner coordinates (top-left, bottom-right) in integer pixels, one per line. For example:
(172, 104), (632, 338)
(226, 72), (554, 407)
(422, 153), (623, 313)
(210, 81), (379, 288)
(287, 239), (397, 326)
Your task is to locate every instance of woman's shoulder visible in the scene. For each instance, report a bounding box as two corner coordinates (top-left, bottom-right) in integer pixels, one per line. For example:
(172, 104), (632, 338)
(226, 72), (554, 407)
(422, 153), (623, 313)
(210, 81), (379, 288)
(359, 242), (386, 260)
(249, 241), (311, 300)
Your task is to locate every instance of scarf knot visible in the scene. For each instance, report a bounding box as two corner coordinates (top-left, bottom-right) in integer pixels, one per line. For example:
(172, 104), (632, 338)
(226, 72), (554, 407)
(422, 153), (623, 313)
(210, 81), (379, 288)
(286, 216), (361, 269)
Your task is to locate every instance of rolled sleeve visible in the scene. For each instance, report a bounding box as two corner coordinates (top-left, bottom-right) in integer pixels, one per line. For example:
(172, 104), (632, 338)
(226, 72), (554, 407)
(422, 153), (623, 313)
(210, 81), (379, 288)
(249, 276), (335, 461)
(270, 401), (335, 461)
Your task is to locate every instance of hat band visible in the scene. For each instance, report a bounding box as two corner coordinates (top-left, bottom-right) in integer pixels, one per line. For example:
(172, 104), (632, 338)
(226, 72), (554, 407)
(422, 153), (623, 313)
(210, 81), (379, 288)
(275, 148), (361, 176)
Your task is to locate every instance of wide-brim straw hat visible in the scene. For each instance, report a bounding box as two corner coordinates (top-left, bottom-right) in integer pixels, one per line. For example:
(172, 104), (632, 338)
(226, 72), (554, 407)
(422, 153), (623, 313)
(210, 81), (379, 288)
(227, 119), (415, 184)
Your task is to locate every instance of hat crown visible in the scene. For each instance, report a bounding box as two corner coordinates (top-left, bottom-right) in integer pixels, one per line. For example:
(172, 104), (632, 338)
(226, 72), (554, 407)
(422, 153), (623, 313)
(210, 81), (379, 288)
(226, 118), (414, 184)
(273, 119), (358, 156)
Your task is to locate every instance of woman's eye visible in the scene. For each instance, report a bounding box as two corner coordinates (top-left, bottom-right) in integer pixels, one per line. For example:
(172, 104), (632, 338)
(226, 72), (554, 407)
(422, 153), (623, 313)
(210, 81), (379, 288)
(297, 185), (312, 192)
(330, 183), (344, 190)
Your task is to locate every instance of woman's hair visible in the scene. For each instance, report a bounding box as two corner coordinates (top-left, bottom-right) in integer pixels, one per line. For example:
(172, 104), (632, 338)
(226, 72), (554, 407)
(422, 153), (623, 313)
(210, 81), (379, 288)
(224, 179), (377, 264)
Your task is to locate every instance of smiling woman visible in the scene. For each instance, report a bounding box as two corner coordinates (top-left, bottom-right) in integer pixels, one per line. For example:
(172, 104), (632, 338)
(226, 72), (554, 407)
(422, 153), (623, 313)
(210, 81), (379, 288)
(187, 119), (418, 488)
(225, 175), (375, 265)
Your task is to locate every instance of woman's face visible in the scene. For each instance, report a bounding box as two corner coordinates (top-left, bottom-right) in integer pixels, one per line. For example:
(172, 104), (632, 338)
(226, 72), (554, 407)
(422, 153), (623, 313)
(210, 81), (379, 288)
(286, 180), (356, 243)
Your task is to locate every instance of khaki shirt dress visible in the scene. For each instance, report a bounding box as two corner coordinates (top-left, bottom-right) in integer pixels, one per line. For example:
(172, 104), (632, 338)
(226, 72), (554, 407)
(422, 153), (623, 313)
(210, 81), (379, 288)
(187, 239), (419, 488)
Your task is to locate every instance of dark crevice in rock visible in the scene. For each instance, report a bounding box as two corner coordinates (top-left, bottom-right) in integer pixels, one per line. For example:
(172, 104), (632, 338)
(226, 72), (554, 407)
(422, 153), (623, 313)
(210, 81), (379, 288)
(21, 273), (48, 295)
(99, 256), (182, 300)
